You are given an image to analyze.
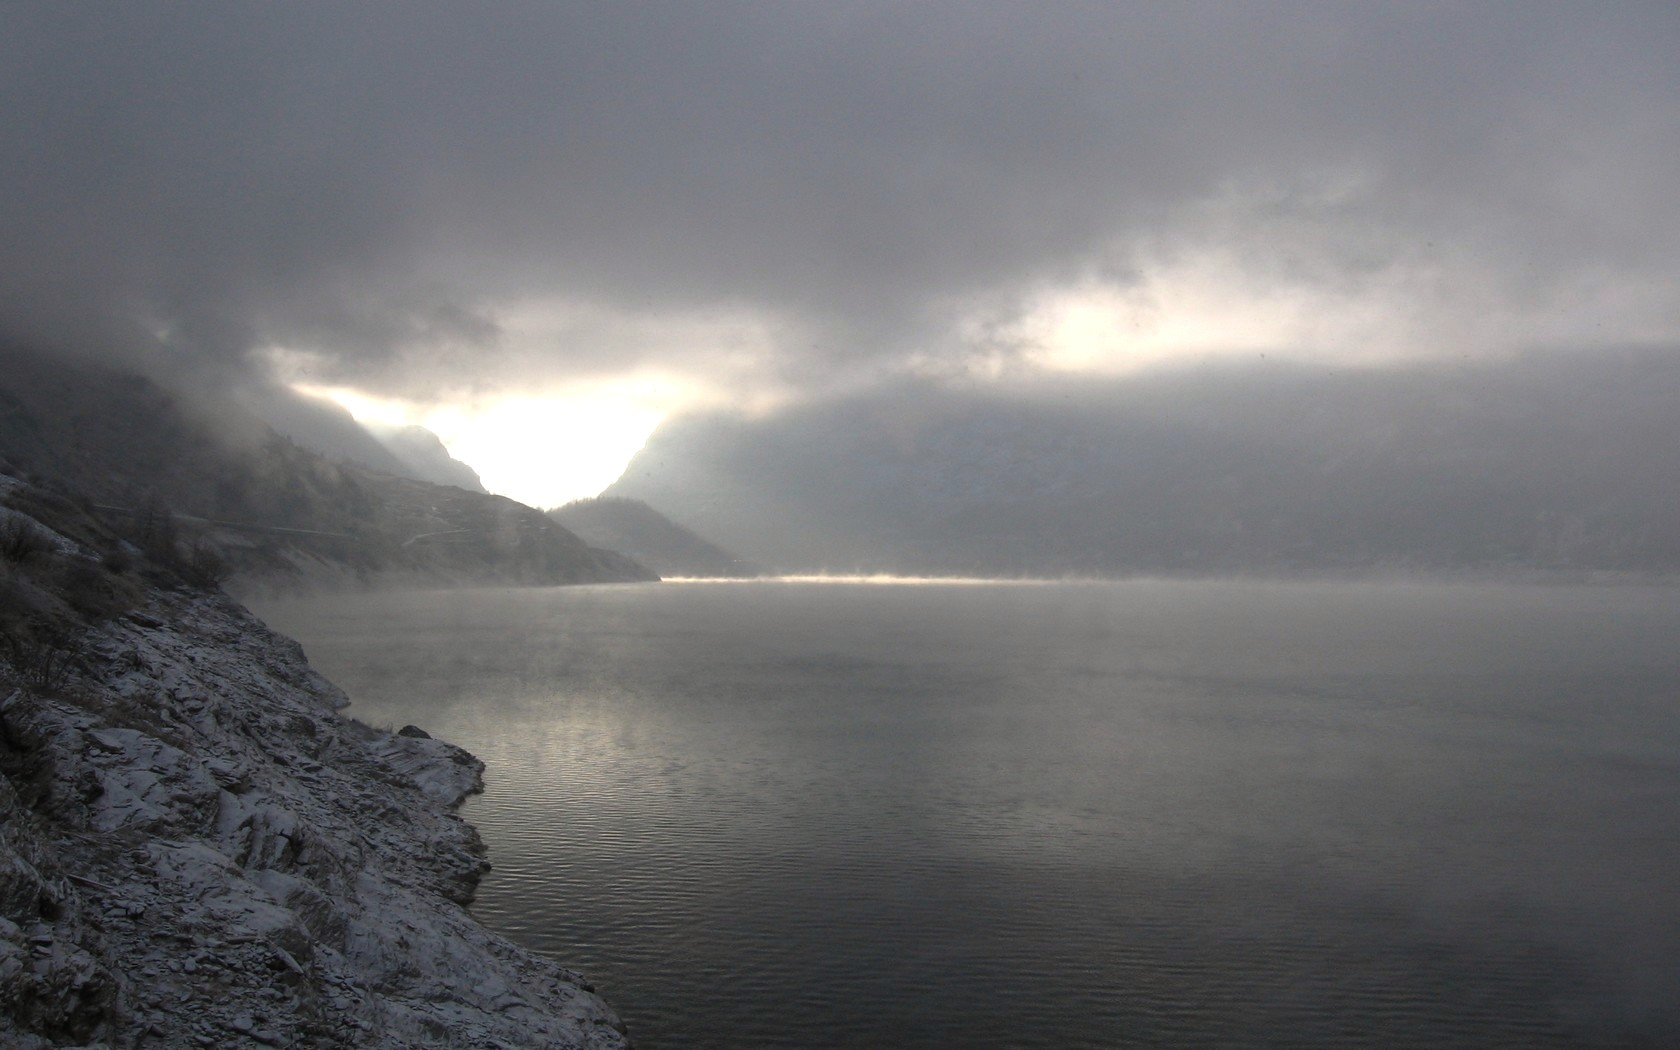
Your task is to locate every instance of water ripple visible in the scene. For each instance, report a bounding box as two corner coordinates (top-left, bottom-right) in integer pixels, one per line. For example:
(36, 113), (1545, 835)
(254, 580), (1680, 1049)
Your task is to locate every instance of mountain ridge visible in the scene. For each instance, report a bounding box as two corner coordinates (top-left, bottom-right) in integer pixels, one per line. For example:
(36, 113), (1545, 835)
(550, 497), (762, 578)
(0, 347), (655, 593)
(606, 348), (1680, 577)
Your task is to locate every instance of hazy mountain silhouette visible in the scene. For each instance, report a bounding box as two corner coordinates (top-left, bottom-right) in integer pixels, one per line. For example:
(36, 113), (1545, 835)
(371, 424), (487, 492)
(551, 497), (761, 578)
(236, 384), (416, 477)
(240, 386), (487, 493)
(0, 347), (652, 592)
(606, 348), (1680, 577)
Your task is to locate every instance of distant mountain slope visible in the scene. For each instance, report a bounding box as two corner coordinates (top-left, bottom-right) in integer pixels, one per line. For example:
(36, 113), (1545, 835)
(236, 384), (419, 477)
(606, 348), (1680, 577)
(373, 424), (487, 492)
(551, 497), (761, 577)
(0, 347), (654, 592)
(240, 386), (487, 492)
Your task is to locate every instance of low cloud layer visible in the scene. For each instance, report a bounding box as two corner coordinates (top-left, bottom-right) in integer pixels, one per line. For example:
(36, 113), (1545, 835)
(4, 2), (1677, 409)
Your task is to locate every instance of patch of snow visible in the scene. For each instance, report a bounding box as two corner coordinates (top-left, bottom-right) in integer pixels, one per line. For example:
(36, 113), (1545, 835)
(0, 507), (629, 1047)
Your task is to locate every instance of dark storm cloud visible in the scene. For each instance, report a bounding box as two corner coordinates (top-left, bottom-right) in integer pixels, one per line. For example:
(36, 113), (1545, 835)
(2, 2), (1676, 391)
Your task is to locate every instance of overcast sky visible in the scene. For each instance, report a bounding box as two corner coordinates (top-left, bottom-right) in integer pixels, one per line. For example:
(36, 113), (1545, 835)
(3, 2), (1677, 504)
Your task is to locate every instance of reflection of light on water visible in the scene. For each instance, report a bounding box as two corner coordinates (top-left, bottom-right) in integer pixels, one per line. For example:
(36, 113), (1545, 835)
(660, 574), (1071, 586)
(252, 579), (1680, 1048)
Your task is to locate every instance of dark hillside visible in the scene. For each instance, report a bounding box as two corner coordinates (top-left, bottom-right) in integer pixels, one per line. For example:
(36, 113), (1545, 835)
(0, 348), (654, 591)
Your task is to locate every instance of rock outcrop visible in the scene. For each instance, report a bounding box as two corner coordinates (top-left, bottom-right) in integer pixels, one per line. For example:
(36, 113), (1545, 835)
(0, 480), (629, 1048)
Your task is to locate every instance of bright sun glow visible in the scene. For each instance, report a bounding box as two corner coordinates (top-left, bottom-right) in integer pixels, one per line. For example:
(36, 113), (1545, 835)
(425, 394), (664, 509)
(1008, 249), (1410, 376)
(293, 380), (674, 509)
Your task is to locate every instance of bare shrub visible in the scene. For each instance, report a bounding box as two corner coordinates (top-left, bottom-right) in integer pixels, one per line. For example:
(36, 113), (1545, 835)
(0, 572), (81, 695)
(178, 539), (232, 590)
(0, 624), (81, 693)
(130, 498), (180, 566)
(50, 555), (142, 621)
(0, 515), (53, 564)
(101, 546), (134, 574)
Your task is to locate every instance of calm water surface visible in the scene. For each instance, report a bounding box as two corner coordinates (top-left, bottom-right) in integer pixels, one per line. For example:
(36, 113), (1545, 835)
(254, 579), (1680, 1048)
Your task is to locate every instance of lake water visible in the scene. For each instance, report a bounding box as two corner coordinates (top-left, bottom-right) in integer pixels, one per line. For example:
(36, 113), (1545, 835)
(253, 578), (1680, 1048)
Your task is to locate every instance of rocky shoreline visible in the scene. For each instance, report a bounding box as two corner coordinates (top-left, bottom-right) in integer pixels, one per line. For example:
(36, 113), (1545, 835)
(1, 488), (629, 1047)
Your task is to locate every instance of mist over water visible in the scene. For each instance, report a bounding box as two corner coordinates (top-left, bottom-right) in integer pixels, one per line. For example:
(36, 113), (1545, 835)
(255, 579), (1680, 1048)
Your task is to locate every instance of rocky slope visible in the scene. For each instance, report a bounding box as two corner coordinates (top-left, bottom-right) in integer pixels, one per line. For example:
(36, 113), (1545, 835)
(1, 474), (630, 1048)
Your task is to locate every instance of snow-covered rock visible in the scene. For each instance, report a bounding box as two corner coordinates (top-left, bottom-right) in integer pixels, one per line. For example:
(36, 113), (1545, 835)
(0, 500), (629, 1048)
